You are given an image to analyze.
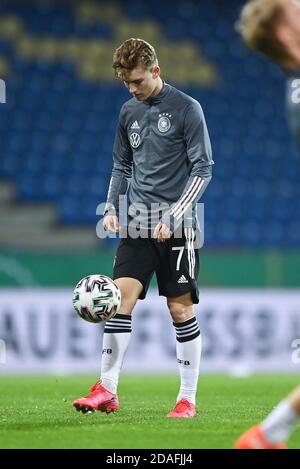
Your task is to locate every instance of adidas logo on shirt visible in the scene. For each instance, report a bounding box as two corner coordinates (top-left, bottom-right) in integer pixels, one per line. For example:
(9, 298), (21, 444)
(177, 275), (188, 284)
(130, 120), (140, 129)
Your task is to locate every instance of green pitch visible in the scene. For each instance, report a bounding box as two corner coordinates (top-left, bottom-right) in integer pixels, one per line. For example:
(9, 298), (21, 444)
(0, 374), (299, 449)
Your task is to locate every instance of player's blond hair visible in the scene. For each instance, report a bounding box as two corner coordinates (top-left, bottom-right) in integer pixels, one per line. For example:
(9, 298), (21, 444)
(113, 38), (158, 79)
(236, 0), (289, 63)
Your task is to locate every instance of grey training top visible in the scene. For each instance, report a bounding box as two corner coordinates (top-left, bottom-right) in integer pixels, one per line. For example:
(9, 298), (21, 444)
(286, 71), (300, 153)
(105, 82), (213, 231)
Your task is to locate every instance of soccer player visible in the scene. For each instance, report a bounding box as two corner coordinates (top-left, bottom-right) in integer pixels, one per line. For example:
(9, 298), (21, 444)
(235, 0), (300, 449)
(73, 38), (213, 417)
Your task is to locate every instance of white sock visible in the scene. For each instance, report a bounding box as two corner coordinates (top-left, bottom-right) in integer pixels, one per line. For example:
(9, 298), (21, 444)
(261, 399), (299, 443)
(173, 316), (201, 405)
(100, 313), (132, 394)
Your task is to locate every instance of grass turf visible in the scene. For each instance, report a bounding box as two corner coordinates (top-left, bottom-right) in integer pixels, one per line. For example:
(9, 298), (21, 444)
(0, 374), (299, 449)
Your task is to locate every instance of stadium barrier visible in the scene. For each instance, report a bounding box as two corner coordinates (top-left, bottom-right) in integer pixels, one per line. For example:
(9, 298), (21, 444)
(0, 250), (300, 287)
(0, 288), (300, 374)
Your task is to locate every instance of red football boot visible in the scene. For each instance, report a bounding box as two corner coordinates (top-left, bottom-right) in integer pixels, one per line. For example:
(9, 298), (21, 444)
(73, 380), (119, 414)
(235, 425), (287, 449)
(167, 398), (196, 418)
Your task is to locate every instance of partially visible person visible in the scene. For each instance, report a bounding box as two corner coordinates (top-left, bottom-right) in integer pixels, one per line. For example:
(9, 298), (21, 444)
(235, 386), (300, 449)
(235, 0), (300, 449)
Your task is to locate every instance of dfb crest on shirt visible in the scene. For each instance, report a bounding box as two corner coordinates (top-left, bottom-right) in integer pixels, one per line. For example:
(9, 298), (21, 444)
(158, 113), (171, 133)
(130, 132), (141, 148)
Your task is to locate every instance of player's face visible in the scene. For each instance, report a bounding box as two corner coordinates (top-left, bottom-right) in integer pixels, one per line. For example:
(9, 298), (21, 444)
(123, 65), (161, 101)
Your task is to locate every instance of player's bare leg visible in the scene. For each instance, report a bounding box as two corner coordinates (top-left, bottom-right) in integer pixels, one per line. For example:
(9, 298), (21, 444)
(167, 292), (201, 418)
(73, 277), (142, 414)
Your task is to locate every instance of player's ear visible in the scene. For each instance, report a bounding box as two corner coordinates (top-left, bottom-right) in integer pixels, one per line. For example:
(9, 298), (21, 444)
(276, 24), (293, 49)
(151, 65), (160, 78)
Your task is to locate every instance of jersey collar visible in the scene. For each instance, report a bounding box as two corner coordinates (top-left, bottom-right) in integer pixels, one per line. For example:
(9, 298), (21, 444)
(145, 82), (170, 105)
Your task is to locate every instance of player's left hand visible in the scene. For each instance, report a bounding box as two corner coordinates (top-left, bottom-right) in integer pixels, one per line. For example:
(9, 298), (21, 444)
(153, 222), (173, 242)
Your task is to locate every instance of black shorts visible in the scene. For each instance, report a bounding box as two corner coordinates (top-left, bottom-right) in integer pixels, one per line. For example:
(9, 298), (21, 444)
(113, 230), (199, 303)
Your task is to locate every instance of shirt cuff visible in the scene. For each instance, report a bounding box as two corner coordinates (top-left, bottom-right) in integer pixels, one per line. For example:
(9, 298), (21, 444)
(103, 203), (117, 217)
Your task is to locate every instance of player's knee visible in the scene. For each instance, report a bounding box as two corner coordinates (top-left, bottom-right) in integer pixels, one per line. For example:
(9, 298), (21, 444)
(114, 278), (143, 315)
(167, 300), (194, 323)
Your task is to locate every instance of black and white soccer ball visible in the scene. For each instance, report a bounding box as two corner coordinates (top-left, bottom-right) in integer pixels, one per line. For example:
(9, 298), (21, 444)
(72, 274), (121, 323)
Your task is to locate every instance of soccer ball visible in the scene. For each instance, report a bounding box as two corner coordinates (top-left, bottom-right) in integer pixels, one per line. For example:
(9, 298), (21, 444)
(72, 274), (121, 323)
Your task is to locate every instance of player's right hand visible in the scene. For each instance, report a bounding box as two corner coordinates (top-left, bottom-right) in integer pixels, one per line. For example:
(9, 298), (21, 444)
(103, 215), (119, 234)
